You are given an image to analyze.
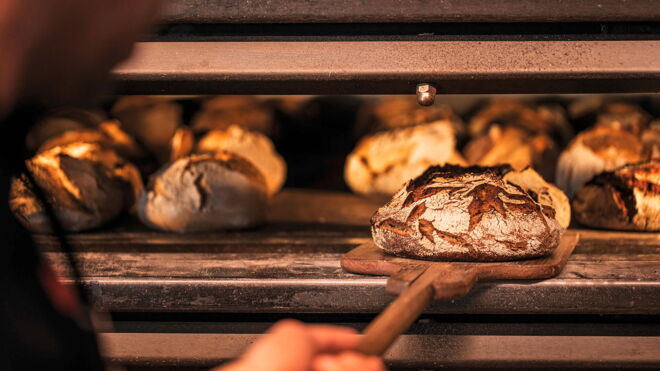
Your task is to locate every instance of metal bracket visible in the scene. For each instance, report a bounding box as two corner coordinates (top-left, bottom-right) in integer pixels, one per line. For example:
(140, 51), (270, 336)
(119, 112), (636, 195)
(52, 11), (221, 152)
(416, 83), (437, 106)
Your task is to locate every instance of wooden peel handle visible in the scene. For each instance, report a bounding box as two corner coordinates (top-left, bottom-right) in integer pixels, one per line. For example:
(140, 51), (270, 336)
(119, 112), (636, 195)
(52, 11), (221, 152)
(356, 264), (478, 356)
(356, 266), (438, 356)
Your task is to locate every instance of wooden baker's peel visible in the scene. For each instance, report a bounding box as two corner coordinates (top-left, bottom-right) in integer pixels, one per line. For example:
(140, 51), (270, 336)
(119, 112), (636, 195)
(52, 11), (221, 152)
(340, 231), (579, 355)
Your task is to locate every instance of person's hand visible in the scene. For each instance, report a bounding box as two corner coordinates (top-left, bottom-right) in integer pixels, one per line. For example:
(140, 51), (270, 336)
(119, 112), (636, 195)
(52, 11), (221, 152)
(217, 320), (385, 371)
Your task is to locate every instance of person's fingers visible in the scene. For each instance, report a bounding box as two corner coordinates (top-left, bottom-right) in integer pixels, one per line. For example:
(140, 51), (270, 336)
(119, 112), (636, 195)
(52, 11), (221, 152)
(312, 352), (386, 371)
(221, 320), (371, 371)
(306, 324), (360, 352)
(241, 320), (316, 371)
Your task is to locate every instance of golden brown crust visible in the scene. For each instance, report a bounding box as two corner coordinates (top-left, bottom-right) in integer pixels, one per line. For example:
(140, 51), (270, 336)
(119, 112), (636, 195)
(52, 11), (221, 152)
(111, 96), (181, 163)
(37, 129), (107, 153)
(464, 126), (559, 181)
(168, 127), (194, 162)
(371, 164), (563, 261)
(503, 168), (570, 228)
(195, 125), (286, 195)
(555, 126), (646, 198)
(595, 102), (651, 136)
(573, 159), (660, 231)
(25, 108), (106, 152)
(355, 96), (464, 137)
(191, 96), (274, 135)
(468, 99), (572, 146)
(9, 147), (127, 232)
(581, 127), (642, 159)
(345, 121), (466, 199)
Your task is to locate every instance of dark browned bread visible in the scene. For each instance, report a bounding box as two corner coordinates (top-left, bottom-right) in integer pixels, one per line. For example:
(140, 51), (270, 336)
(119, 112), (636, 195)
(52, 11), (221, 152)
(371, 164), (564, 261)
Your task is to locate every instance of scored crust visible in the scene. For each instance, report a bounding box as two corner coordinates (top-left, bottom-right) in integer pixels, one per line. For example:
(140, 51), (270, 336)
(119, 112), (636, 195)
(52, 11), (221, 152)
(9, 144), (129, 232)
(371, 164), (564, 261)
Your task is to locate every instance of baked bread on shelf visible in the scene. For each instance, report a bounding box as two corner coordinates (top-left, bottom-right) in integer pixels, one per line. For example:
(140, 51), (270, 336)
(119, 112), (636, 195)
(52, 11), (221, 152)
(25, 107), (106, 152)
(196, 125), (286, 196)
(468, 99), (573, 146)
(138, 152), (268, 232)
(10, 142), (142, 232)
(573, 159), (660, 231)
(371, 164), (565, 261)
(463, 125), (559, 181)
(191, 96), (275, 136)
(111, 96), (182, 163)
(555, 126), (645, 198)
(345, 121), (466, 200)
(354, 96), (464, 139)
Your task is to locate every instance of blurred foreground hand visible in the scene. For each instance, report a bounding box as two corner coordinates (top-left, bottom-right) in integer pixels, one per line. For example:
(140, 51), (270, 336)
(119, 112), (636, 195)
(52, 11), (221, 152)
(217, 320), (385, 371)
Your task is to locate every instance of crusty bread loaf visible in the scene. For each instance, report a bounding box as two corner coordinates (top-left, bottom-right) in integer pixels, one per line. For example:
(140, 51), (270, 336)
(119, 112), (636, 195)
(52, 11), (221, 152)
(345, 122), (466, 199)
(37, 120), (146, 162)
(191, 96), (274, 135)
(9, 142), (137, 232)
(25, 108), (106, 152)
(463, 125), (559, 181)
(354, 96), (464, 139)
(573, 159), (660, 231)
(196, 125), (286, 195)
(111, 96), (181, 163)
(371, 164), (563, 261)
(555, 126), (644, 198)
(138, 152), (268, 232)
(594, 102), (651, 137)
(468, 99), (573, 146)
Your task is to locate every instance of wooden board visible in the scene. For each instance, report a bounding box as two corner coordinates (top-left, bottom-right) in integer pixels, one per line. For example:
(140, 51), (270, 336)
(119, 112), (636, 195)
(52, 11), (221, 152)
(342, 231), (579, 299)
(341, 231), (579, 355)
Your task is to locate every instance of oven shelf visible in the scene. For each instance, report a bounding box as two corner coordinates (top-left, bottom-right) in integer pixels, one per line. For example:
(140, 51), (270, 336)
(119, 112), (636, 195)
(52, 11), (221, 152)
(38, 189), (660, 315)
(112, 40), (660, 95)
(160, 0), (660, 23)
(99, 332), (660, 369)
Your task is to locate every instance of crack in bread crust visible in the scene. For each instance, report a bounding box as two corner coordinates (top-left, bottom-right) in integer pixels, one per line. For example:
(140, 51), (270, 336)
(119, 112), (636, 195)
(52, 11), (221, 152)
(377, 218), (414, 236)
(417, 218), (436, 243)
(406, 164), (512, 191)
(406, 202), (427, 223)
(403, 185), (462, 207)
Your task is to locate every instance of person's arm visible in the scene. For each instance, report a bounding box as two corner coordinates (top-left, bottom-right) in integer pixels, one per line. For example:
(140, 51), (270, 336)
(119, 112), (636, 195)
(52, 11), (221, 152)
(0, 0), (160, 118)
(1, 2), (386, 370)
(217, 320), (384, 371)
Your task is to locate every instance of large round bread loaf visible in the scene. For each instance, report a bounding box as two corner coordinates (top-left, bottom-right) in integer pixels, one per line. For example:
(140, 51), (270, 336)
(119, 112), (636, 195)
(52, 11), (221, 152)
(371, 165), (564, 261)
(354, 96), (464, 138)
(191, 96), (274, 135)
(138, 152), (268, 232)
(111, 96), (181, 163)
(9, 143), (134, 232)
(25, 108), (105, 152)
(468, 99), (573, 146)
(345, 122), (466, 199)
(196, 125), (286, 196)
